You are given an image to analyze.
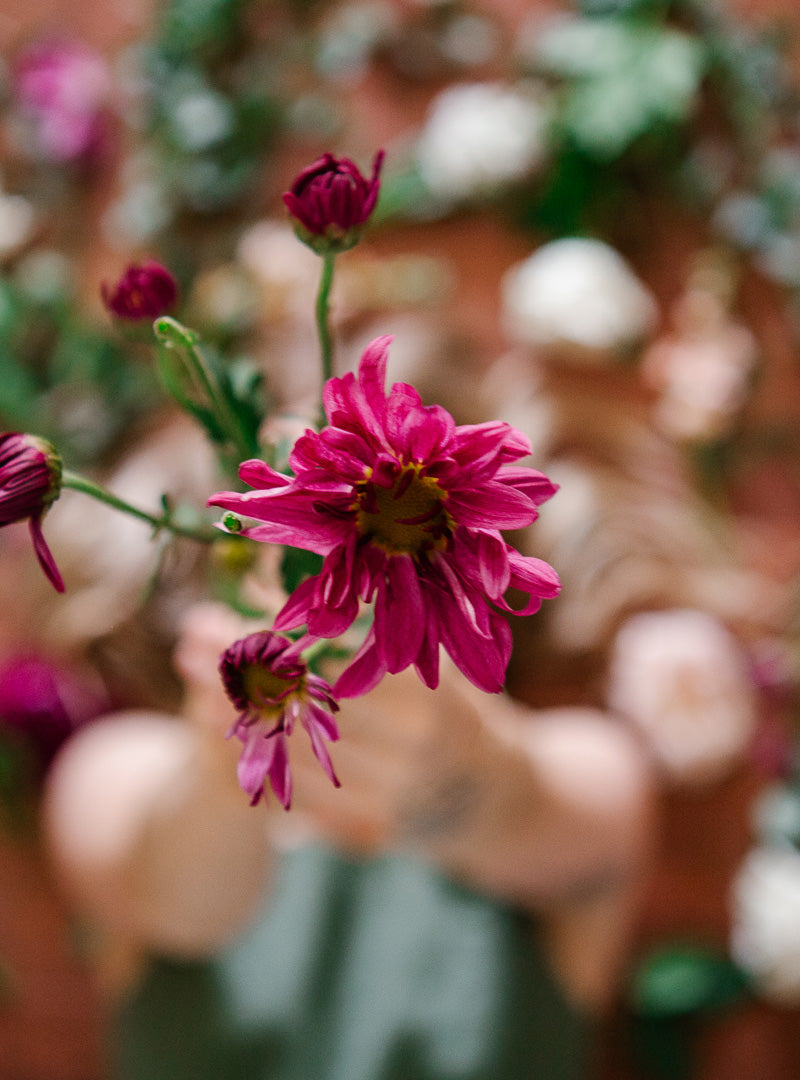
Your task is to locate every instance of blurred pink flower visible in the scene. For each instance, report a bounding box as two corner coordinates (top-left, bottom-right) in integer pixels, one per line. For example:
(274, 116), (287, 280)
(219, 631), (340, 810)
(101, 260), (179, 321)
(209, 336), (560, 697)
(608, 609), (757, 786)
(14, 39), (112, 163)
(0, 654), (107, 773)
(283, 150), (384, 253)
(0, 432), (64, 592)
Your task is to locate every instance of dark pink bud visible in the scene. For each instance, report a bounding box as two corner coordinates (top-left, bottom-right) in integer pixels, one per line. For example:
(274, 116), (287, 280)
(282, 150), (385, 254)
(101, 261), (179, 321)
(0, 433), (64, 591)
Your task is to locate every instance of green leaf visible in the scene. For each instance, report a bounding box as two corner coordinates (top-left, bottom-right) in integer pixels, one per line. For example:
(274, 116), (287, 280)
(280, 546), (323, 595)
(536, 18), (706, 159)
(630, 944), (751, 1018)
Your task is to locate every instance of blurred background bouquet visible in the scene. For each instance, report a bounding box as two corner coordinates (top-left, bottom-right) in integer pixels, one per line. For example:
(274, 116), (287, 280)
(2, 0), (800, 1078)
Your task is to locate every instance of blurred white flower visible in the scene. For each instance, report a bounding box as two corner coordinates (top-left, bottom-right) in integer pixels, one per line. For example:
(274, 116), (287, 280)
(731, 844), (800, 1004)
(608, 608), (757, 786)
(502, 238), (658, 359)
(416, 81), (549, 201)
(236, 219), (319, 324)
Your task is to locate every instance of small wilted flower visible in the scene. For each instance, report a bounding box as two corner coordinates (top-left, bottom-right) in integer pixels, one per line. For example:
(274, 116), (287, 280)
(282, 151), (385, 254)
(101, 260), (178, 321)
(0, 433), (64, 592)
(14, 39), (111, 163)
(210, 336), (560, 698)
(219, 631), (340, 810)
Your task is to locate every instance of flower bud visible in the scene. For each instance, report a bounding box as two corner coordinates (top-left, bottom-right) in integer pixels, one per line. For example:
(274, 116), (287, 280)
(282, 150), (385, 255)
(0, 432), (64, 591)
(101, 260), (179, 322)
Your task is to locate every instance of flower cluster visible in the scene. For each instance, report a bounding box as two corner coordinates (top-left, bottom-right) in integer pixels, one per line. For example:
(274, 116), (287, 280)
(0, 141), (560, 813)
(210, 335), (560, 701)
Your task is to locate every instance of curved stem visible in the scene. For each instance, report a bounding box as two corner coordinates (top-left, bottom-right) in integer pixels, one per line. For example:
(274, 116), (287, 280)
(61, 470), (220, 544)
(154, 317), (256, 465)
(315, 252), (337, 423)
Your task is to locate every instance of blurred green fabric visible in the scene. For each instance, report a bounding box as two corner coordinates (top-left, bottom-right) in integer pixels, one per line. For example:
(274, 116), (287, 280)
(113, 847), (588, 1080)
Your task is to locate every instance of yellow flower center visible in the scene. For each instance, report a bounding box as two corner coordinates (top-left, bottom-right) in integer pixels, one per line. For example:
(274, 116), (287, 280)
(355, 463), (452, 557)
(242, 664), (301, 711)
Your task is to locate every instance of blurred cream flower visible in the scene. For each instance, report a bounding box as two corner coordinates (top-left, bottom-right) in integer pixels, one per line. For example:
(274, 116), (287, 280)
(607, 608), (757, 786)
(501, 238), (658, 361)
(731, 844), (800, 1005)
(642, 287), (758, 442)
(236, 220), (319, 324)
(416, 81), (549, 202)
(0, 190), (36, 259)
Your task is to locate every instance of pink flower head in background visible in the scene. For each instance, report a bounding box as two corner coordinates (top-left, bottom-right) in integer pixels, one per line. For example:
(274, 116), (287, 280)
(209, 336), (560, 697)
(283, 150), (385, 253)
(219, 631), (340, 810)
(0, 433), (64, 592)
(14, 39), (112, 163)
(101, 261), (179, 321)
(0, 654), (108, 775)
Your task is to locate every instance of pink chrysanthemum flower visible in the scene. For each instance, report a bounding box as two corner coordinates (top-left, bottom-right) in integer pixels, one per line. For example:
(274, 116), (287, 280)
(219, 631), (340, 810)
(0, 432), (64, 592)
(209, 336), (560, 697)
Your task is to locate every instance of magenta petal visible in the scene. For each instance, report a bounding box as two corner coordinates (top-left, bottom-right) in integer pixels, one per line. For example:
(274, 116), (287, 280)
(413, 607), (441, 689)
(357, 335), (392, 426)
(236, 728), (274, 804)
(239, 459), (293, 489)
(305, 700), (340, 742)
(498, 466), (559, 506)
(306, 591), (360, 637)
(273, 575), (319, 631)
(434, 557), (494, 640)
(508, 551), (562, 599)
(29, 516), (65, 592)
(437, 600), (511, 693)
(333, 631), (387, 698)
(475, 530), (511, 597)
(374, 555), (425, 673)
(209, 489), (351, 553)
(266, 732), (293, 810)
(447, 482), (538, 530)
(303, 706), (341, 787)
(320, 537), (357, 609)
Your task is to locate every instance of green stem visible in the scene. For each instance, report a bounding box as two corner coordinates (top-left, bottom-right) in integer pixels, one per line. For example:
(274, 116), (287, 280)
(315, 252), (337, 422)
(61, 470), (220, 544)
(154, 317), (255, 465)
